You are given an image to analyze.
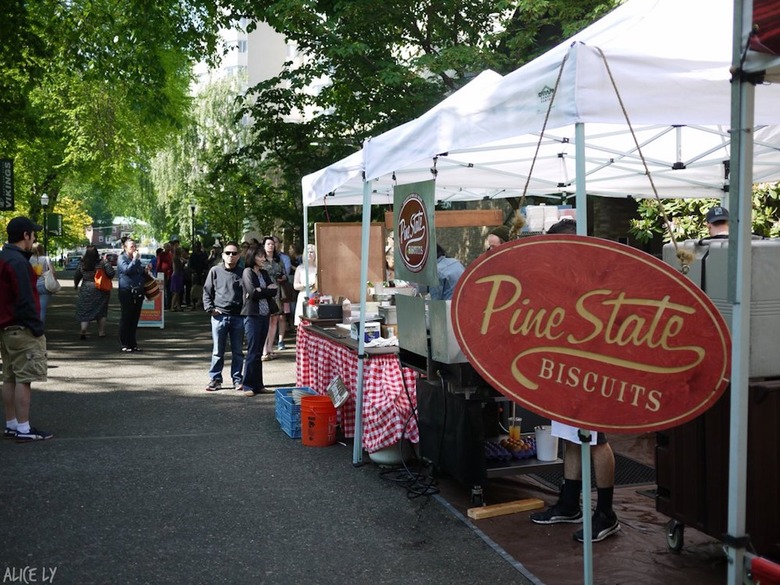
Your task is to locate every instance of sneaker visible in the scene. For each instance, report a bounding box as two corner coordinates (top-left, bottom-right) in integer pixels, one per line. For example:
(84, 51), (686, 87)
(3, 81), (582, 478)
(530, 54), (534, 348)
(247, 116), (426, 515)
(3, 427), (17, 440)
(205, 380), (222, 392)
(245, 387), (274, 397)
(234, 384), (244, 393)
(573, 510), (621, 543)
(277, 341), (286, 351)
(16, 427), (54, 443)
(530, 503), (583, 525)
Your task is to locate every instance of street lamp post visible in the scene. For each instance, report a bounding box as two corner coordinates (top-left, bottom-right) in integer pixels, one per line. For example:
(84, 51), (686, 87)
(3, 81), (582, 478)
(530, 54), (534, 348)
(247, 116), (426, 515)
(40, 193), (49, 252)
(189, 201), (196, 243)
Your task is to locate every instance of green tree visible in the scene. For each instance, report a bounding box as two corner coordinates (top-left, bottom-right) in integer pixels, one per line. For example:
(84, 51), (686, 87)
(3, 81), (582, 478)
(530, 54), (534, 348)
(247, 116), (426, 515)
(0, 0), (230, 229)
(629, 183), (780, 243)
(150, 74), (280, 244)
(226, 0), (617, 239)
(0, 194), (92, 253)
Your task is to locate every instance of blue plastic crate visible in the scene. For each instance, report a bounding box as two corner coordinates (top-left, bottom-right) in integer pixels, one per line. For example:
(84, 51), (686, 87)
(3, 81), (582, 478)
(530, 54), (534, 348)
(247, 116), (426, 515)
(275, 387), (316, 438)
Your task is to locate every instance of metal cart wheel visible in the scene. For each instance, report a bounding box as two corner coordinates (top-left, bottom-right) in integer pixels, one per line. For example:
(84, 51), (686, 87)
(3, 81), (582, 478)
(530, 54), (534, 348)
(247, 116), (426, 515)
(666, 520), (685, 552)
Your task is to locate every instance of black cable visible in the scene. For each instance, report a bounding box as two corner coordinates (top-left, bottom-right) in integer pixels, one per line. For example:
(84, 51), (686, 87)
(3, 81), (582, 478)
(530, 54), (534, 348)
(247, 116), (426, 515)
(377, 358), (440, 499)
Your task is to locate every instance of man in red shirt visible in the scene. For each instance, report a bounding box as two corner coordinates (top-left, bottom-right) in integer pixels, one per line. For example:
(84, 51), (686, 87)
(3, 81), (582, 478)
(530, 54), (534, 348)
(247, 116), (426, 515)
(156, 242), (174, 310)
(1, 217), (54, 442)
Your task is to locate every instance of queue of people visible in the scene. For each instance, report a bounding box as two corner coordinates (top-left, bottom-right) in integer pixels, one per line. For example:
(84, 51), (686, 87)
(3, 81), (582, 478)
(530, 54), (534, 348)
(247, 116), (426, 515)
(0, 218), (309, 443)
(202, 236), (300, 396)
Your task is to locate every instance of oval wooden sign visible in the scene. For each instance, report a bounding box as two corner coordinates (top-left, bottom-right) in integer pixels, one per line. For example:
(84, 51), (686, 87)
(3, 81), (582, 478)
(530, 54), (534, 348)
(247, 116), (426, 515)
(396, 194), (430, 273)
(451, 236), (731, 433)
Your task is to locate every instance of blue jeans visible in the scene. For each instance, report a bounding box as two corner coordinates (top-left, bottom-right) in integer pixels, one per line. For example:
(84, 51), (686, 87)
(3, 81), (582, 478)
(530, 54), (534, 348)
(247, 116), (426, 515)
(36, 281), (50, 324)
(243, 315), (270, 392)
(209, 313), (244, 385)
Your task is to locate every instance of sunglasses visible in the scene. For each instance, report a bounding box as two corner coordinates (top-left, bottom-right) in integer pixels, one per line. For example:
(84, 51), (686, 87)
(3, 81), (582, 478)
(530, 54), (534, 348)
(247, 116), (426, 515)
(224, 251), (239, 256)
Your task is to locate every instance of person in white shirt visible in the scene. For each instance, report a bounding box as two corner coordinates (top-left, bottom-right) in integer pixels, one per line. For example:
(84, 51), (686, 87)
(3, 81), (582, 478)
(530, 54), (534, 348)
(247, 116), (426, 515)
(293, 244), (317, 327)
(29, 243), (56, 324)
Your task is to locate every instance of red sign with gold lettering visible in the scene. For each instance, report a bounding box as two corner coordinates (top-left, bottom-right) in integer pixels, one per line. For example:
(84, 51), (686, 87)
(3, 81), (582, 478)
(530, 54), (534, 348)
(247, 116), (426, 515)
(451, 236), (731, 433)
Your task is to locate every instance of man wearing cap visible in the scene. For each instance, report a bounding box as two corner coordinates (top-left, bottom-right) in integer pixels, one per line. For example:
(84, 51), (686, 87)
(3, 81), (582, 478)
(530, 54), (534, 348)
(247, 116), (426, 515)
(486, 225), (511, 250)
(0, 217), (54, 442)
(705, 205), (729, 239)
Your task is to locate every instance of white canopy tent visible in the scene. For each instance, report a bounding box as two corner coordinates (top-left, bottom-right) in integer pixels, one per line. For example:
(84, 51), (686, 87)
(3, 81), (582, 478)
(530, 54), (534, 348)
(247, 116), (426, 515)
(300, 2), (780, 579)
(303, 0), (780, 206)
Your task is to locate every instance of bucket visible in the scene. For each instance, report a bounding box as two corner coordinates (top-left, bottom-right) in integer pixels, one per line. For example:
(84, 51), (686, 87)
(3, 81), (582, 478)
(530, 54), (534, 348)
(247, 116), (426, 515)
(534, 425), (559, 462)
(301, 396), (337, 447)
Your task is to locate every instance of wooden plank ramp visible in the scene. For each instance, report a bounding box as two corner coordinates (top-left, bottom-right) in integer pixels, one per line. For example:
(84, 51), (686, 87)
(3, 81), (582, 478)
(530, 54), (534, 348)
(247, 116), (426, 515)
(467, 498), (545, 520)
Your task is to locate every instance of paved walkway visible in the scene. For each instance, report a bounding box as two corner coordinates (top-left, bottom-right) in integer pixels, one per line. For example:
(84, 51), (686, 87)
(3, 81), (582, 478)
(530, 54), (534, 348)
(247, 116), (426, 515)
(1, 281), (535, 585)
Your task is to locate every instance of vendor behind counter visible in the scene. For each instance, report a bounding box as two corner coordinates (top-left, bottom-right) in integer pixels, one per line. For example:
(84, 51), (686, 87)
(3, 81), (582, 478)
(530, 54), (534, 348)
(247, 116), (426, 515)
(429, 245), (465, 301)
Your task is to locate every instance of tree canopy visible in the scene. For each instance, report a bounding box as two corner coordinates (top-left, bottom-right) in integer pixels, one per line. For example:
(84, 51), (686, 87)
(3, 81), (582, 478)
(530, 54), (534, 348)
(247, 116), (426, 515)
(2, 0), (622, 246)
(0, 0), (230, 243)
(226, 0), (618, 241)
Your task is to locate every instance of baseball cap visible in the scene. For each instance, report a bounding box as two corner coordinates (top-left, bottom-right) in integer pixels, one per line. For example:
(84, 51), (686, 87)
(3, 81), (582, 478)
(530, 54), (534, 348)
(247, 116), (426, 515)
(6, 216), (43, 242)
(706, 206), (729, 224)
(546, 218), (577, 234)
(489, 225), (511, 243)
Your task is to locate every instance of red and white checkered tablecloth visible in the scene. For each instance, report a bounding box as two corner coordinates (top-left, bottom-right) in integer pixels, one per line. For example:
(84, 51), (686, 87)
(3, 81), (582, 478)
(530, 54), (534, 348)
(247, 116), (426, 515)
(296, 324), (419, 453)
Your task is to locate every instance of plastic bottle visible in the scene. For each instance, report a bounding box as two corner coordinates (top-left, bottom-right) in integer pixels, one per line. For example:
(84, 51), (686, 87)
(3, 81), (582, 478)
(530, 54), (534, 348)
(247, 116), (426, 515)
(342, 298), (351, 323)
(307, 297), (318, 319)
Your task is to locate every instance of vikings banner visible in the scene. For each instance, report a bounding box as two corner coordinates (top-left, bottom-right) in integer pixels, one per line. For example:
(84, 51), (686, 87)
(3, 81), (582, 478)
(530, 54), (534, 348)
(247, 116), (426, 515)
(1, 159), (13, 211)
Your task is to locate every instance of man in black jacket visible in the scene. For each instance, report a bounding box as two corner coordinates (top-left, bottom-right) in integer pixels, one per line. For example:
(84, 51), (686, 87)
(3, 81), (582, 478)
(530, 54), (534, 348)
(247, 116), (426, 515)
(202, 242), (244, 392)
(0, 217), (53, 442)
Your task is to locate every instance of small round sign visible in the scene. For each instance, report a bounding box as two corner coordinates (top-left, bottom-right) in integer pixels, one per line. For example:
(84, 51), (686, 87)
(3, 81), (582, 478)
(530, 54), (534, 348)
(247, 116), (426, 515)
(451, 236), (731, 434)
(396, 194), (429, 273)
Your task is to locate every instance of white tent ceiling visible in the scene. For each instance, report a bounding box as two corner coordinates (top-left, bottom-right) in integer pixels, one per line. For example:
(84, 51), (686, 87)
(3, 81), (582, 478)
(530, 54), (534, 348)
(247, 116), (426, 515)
(302, 0), (780, 207)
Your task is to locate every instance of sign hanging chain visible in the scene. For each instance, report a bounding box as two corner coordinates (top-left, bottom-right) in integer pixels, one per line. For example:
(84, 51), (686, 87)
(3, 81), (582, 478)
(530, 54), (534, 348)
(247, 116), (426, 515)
(511, 50), (571, 239)
(519, 45), (691, 273)
(593, 47), (691, 273)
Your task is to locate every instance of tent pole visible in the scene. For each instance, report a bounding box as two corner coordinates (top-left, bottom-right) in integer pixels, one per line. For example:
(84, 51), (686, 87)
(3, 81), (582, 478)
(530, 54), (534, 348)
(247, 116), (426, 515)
(303, 205), (310, 296)
(352, 180), (372, 466)
(574, 122), (593, 585)
(575, 123), (587, 235)
(726, 0), (754, 582)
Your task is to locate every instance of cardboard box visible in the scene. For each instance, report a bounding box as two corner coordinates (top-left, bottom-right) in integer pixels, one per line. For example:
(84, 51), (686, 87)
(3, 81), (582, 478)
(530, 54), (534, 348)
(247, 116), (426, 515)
(381, 324), (398, 338)
(350, 321), (381, 342)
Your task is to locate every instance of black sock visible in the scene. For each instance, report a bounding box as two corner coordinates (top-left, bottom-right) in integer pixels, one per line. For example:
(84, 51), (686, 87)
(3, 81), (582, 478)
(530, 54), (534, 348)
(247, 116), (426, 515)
(560, 479), (583, 510)
(596, 487), (614, 515)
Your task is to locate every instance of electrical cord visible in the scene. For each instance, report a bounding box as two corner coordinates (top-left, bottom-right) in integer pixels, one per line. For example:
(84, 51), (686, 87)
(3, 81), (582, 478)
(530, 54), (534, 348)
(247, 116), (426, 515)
(378, 359), (440, 499)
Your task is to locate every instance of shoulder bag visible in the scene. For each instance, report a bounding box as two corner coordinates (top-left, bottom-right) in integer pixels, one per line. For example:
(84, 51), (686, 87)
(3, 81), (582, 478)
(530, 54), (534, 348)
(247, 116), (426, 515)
(143, 272), (161, 300)
(44, 260), (62, 294)
(260, 269), (281, 315)
(94, 266), (113, 292)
